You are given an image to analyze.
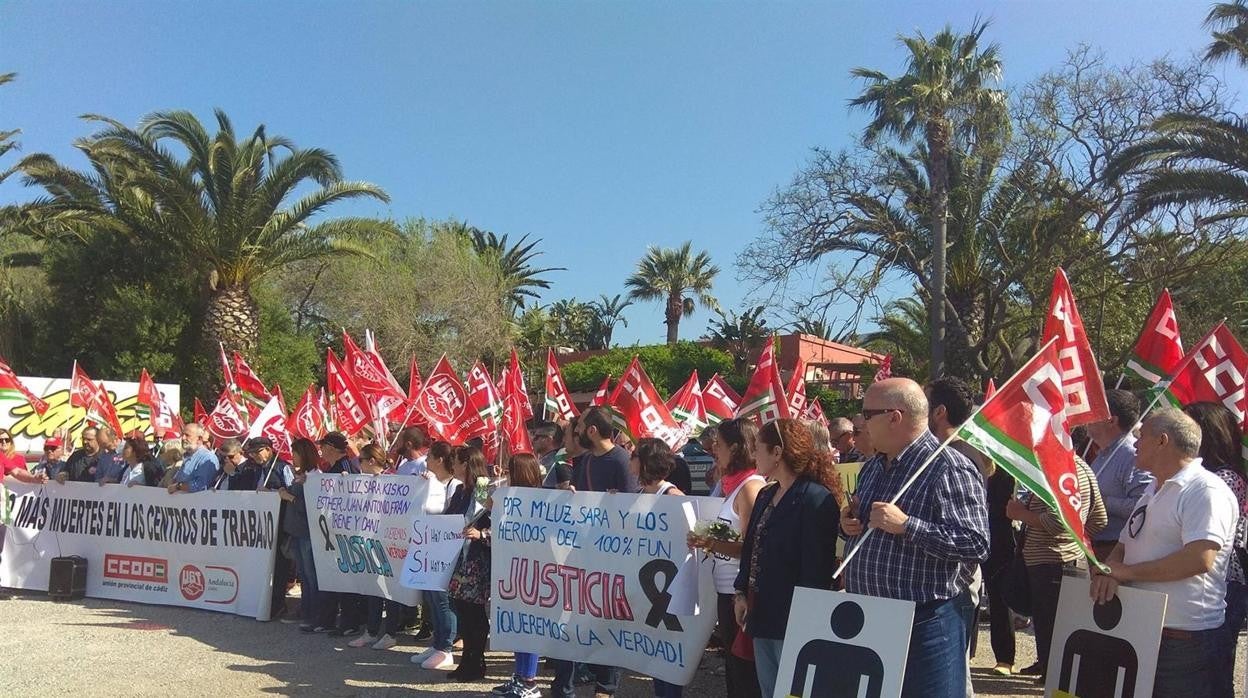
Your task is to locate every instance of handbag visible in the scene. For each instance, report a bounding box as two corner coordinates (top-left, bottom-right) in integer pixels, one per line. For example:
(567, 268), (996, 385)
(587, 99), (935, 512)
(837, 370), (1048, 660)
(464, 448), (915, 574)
(730, 590), (756, 661)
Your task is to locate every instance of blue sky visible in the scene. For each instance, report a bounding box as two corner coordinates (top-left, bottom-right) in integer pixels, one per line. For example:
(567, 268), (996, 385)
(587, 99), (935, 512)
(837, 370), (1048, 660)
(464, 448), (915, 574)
(1, 1), (1241, 346)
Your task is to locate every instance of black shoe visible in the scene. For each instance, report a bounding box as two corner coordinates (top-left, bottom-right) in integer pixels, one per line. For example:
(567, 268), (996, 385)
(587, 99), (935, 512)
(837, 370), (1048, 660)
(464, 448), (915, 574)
(414, 625), (434, 641)
(1018, 662), (1044, 676)
(447, 664), (486, 682)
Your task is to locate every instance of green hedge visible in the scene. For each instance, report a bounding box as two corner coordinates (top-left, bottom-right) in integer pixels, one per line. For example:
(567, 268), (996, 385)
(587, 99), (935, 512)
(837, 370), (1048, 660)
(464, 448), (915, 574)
(561, 342), (734, 398)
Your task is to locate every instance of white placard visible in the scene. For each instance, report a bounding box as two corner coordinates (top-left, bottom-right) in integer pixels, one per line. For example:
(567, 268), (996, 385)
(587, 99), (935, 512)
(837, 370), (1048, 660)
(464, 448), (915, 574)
(774, 587), (915, 698)
(1045, 576), (1167, 698)
(398, 514), (465, 591)
(1, 480), (278, 619)
(305, 472), (438, 605)
(489, 487), (721, 686)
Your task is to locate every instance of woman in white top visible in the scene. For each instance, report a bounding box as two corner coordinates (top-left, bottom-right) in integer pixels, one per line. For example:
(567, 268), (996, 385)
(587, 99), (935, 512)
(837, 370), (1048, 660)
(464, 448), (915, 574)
(411, 442), (463, 670)
(687, 418), (765, 698)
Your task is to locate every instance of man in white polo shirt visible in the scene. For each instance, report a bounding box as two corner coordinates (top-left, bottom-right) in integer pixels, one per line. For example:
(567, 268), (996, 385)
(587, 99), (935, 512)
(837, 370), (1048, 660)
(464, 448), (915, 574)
(1090, 407), (1238, 698)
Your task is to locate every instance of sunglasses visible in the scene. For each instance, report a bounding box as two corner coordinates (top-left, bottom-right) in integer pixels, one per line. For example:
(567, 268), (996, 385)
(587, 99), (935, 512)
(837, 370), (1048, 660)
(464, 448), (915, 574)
(0, 437), (12, 443)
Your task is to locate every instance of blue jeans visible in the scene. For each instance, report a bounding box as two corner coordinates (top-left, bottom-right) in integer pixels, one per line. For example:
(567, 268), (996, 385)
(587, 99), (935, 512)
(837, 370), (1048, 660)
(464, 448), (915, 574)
(551, 660), (619, 697)
(425, 590), (457, 653)
(653, 679), (682, 697)
(901, 597), (967, 698)
(752, 637), (784, 698)
(1155, 628), (1219, 698)
(513, 652), (540, 680)
(292, 535), (318, 624)
(1213, 581), (1247, 698)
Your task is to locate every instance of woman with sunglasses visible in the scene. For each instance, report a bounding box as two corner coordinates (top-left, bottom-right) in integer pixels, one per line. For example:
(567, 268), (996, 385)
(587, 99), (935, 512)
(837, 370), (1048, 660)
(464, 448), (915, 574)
(734, 418), (842, 697)
(0, 429), (43, 484)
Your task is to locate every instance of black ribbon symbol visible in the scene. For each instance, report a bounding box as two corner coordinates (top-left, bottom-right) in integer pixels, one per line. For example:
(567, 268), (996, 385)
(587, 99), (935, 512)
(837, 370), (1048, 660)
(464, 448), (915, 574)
(639, 559), (682, 631)
(318, 514), (334, 551)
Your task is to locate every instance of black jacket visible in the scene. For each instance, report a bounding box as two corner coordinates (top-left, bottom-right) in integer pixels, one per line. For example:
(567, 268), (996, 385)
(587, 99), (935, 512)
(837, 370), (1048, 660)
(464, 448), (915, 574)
(734, 478), (839, 640)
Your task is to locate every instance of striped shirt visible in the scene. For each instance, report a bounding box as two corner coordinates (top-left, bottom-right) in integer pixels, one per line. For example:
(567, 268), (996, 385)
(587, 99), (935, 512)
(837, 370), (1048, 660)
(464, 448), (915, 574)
(842, 431), (990, 603)
(1022, 457), (1107, 566)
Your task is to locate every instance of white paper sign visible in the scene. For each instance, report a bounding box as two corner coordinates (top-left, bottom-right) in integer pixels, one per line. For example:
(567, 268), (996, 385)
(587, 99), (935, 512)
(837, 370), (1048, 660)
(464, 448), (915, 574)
(667, 502), (701, 616)
(1, 480), (278, 619)
(1045, 576), (1167, 698)
(774, 587), (915, 698)
(489, 487), (721, 685)
(305, 472), (435, 605)
(398, 514), (465, 591)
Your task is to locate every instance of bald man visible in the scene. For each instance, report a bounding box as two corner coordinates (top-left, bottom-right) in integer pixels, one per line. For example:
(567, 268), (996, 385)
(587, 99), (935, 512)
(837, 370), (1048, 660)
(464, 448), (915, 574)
(840, 378), (989, 698)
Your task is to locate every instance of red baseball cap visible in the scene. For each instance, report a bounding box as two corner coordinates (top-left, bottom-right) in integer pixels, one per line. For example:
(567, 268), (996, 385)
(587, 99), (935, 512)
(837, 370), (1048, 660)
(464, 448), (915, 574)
(44, 437), (62, 450)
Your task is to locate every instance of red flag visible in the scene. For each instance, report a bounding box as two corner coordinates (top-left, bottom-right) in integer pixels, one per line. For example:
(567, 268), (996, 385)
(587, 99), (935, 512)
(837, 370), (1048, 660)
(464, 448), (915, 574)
(501, 369), (533, 456)
(193, 397), (209, 427)
(326, 349), (371, 436)
(736, 342), (791, 424)
(804, 397), (828, 426)
(667, 370), (709, 440)
(414, 355), (486, 445)
(467, 361), (504, 461)
(247, 396), (293, 462)
(288, 384), (327, 442)
(0, 358), (48, 415)
(509, 349), (534, 421)
(544, 348), (579, 420)
(343, 331), (407, 417)
(70, 364), (124, 437)
(590, 375), (612, 407)
(1041, 268), (1110, 426)
(137, 369), (174, 436)
(206, 389), (247, 439)
(959, 338), (1098, 565)
(166, 410), (185, 440)
(608, 357), (688, 451)
(1163, 322), (1248, 413)
(787, 357), (808, 415)
(703, 373), (741, 425)
(1125, 289), (1184, 385)
(984, 378), (997, 402)
(232, 351), (272, 406)
(273, 383), (288, 415)
(873, 354), (893, 383)
(219, 343), (237, 394)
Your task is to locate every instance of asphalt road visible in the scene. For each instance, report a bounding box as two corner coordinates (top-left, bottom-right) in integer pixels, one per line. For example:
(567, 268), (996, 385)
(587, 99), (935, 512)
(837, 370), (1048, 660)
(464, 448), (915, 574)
(0, 591), (1243, 696)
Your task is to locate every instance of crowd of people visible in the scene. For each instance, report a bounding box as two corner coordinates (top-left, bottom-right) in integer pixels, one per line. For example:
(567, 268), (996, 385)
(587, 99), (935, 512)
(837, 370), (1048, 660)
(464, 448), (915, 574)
(1, 376), (1246, 698)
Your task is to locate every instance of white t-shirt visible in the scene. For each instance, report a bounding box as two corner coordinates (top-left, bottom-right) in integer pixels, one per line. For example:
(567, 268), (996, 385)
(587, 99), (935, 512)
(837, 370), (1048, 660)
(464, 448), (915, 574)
(396, 454), (428, 476)
(425, 475), (462, 514)
(1120, 460), (1239, 630)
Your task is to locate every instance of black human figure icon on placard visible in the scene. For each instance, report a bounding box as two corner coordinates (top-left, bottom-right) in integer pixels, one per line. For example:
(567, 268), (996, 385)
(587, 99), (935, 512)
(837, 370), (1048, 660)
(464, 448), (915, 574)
(1058, 595), (1138, 698)
(787, 601), (884, 698)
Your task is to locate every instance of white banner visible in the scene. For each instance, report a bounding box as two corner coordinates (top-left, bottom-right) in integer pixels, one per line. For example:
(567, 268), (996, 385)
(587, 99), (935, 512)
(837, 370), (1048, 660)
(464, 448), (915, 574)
(305, 472), (440, 605)
(489, 487), (720, 686)
(0, 376), (180, 453)
(0, 480), (278, 619)
(398, 514), (465, 591)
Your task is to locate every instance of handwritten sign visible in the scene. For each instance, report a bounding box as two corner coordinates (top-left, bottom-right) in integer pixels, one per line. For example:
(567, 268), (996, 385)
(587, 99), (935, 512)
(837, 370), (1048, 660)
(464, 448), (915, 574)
(305, 472), (438, 605)
(398, 514), (464, 591)
(489, 487), (720, 685)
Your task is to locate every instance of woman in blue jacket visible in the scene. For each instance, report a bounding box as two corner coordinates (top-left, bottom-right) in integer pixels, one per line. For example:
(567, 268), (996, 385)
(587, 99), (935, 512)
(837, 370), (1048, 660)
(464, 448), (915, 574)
(734, 418), (843, 697)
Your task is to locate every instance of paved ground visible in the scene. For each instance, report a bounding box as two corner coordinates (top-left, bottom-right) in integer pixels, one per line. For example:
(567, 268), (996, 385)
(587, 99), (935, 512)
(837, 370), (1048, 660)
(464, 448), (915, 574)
(0, 590), (1243, 696)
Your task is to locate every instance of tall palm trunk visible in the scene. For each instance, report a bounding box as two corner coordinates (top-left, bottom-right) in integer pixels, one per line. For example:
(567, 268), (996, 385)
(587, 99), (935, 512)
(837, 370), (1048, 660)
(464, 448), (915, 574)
(947, 284), (985, 380)
(665, 292), (682, 345)
(202, 283), (260, 392)
(927, 120), (951, 380)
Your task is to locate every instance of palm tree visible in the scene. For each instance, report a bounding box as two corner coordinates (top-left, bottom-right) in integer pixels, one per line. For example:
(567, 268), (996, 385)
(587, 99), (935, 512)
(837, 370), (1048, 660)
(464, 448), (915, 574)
(705, 306), (769, 375)
(1205, 1), (1248, 66)
(791, 316), (835, 341)
(862, 297), (930, 379)
(17, 109), (390, 385)
(625, 242), (719, 344)
(589, 293), (632, 349)
(849, 20), (1006, 379)
(468, 228), (564, 314)
(0, 73), (18, 187)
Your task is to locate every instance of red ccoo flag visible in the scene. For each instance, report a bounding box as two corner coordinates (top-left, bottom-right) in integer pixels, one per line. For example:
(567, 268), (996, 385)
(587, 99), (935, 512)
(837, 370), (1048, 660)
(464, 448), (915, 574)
(609, 356), (688, 451)
(326, 349), (371, 436)
(590, 375), (612, 407)
(70, 363), (123, 437)
(667, 371), (709, 438)
(193, 397), (209, 427)
(736, 341), (791, 424)
(544, 348), (579, 421)
(1041, 268), (1110, 426)
(873, 354), (893, 383)
(787, 357), (809, 416)
(703, 373), (741, 425)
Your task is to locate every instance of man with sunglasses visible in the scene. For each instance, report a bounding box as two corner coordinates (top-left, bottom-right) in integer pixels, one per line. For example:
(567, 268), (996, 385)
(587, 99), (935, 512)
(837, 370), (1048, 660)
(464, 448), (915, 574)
(829, 417), (865, 463)
(1090, 408), (1238, 698)
(840, 378), (989, 698)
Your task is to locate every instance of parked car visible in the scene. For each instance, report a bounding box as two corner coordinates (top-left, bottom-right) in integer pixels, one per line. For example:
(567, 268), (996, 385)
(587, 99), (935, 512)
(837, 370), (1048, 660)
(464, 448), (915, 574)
(680, 440), (714, 496)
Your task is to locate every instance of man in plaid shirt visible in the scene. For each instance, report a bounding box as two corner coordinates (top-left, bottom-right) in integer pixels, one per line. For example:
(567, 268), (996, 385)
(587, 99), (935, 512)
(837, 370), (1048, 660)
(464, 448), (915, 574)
(841, 378), (990, 698)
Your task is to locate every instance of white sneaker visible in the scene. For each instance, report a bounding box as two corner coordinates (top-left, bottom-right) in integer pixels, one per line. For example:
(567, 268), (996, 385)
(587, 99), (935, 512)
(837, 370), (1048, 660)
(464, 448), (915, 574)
(421, 649), (454, 669)
(348, 633), (378, 648)
(371, 633), (397, 650)
(410, 648), (436, 664)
